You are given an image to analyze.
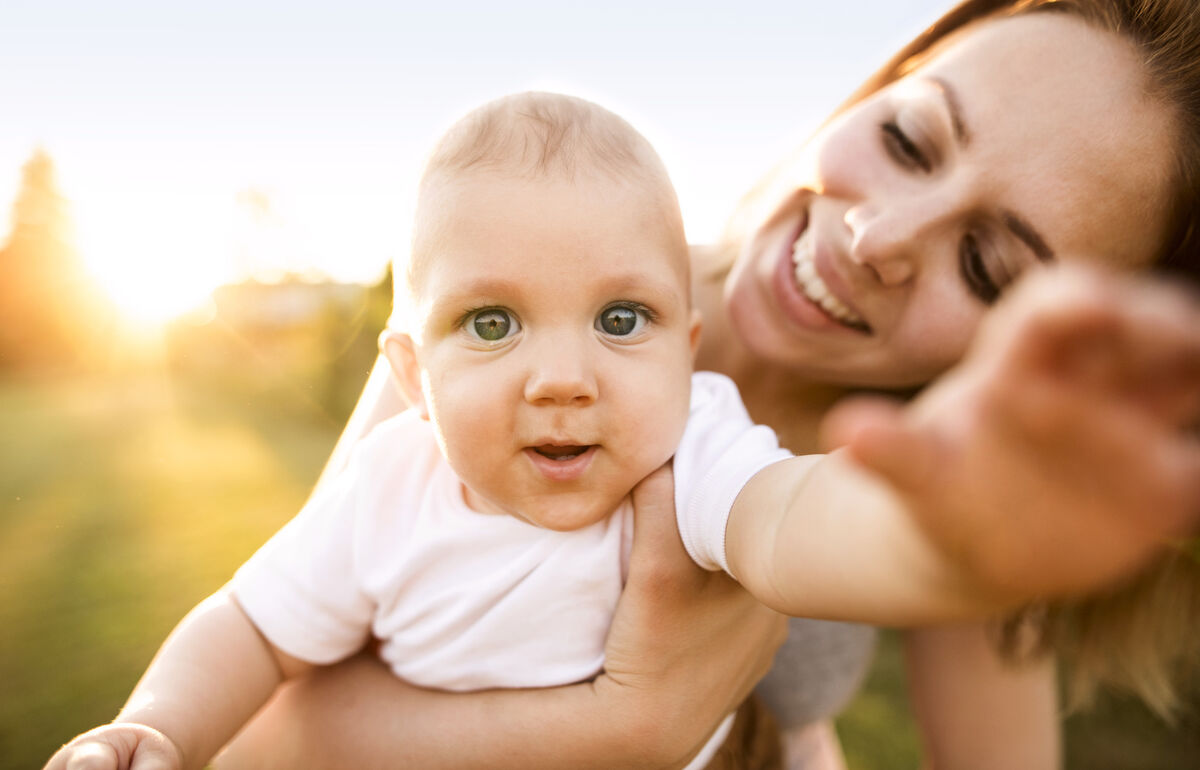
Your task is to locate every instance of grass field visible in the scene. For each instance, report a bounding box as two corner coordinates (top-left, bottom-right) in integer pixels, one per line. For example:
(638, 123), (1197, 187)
(3, 372), (1197, 768)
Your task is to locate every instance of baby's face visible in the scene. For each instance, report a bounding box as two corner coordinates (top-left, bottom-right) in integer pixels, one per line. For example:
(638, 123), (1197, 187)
(401, 170), (697, 530)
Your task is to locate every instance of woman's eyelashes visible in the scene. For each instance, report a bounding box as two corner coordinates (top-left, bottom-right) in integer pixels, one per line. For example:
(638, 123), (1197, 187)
(880, 116), (1007, 304)
(881, 121), (932, 173)
(959, 234), (1003, 304)
(462, 307), (521, 342)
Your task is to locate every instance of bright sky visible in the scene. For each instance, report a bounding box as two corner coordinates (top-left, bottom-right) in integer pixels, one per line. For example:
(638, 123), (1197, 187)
(0, 0), (948, 320)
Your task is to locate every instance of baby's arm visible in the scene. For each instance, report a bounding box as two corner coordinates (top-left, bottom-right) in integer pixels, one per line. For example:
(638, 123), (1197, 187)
(726, 266), (1200, 623)
(726, 448), (986, 624)
(45, 591), (312, 770)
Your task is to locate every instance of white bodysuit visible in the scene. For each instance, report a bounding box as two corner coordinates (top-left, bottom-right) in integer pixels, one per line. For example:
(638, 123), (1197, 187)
(232, 371), (792, 766)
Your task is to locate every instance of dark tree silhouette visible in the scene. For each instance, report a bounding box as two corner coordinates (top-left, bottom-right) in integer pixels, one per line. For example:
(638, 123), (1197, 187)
(0, 150), (110, 371)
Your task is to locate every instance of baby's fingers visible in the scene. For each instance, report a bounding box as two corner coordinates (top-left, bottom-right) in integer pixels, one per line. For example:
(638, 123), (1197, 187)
(992, 267), (1200, 419)
(53, 741), (118, 770)
(46, 725), (182, 770)
(821, 395), (939, 499)
(127, 746), (181, 770)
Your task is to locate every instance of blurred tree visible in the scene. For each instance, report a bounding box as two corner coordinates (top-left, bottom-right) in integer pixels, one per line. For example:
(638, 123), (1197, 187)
(0, 149), (111, 371)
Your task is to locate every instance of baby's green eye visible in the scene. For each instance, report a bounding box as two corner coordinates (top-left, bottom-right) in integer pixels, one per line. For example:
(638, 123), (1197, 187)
(467, 309), (520, 342)
(596, 304), (645, 337)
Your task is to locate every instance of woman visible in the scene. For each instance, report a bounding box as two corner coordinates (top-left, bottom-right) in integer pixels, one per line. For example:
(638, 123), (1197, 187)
(218, 0), (1200, 766)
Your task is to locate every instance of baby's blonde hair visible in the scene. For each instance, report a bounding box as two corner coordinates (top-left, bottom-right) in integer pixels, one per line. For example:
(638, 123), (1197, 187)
(422, 91), (669, 183)
(397, 92), (687, 323)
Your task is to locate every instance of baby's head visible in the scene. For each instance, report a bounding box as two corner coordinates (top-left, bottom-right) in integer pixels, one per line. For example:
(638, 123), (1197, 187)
(382, 92), (699, 531)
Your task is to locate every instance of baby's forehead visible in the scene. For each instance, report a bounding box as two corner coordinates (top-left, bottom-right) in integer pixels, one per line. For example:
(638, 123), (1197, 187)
(403, 168), (689, 306)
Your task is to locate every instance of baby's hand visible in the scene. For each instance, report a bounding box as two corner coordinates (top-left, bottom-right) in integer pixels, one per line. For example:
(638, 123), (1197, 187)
(44, 723), (183, 770)
(823, 264), (1200, 601)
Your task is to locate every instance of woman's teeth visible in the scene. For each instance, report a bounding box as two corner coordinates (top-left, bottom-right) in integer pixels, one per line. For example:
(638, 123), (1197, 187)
(791, 230), (868, 330)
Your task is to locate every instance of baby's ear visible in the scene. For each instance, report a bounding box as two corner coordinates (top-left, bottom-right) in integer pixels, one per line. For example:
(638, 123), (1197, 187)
(379, 329), (429, 420)
(688, 308), (703, 359)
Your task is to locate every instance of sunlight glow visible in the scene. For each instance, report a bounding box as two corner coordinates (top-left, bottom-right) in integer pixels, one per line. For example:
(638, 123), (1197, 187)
(77, 195), (230, 325)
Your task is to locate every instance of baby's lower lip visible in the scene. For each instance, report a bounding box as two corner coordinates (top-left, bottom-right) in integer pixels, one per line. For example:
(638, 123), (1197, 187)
(524, 445), (597, 481)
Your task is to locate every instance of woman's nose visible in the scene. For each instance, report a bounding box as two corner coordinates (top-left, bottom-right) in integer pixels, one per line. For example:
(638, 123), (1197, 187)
(843, 203), (919, 286)
(523, 339), (598, 406)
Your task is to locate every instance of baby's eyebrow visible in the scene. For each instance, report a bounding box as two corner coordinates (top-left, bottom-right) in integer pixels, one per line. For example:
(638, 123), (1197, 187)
(427, 278), (526, 311)
(592, 273), (682, 301)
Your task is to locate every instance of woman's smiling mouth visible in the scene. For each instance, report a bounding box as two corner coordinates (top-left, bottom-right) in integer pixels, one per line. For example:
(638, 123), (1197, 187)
(771, 213), (873, 335)
(791, 228), (870, 332)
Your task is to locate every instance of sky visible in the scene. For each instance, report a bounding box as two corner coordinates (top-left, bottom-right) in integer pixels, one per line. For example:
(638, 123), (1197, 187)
(1, 0), (950, 320)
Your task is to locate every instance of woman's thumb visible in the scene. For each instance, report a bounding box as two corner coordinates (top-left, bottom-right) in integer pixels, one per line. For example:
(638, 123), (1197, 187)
(628, 463), (692, 585)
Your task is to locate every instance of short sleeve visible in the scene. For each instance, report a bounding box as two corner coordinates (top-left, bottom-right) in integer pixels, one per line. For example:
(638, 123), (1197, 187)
(673, 372), (793, 574)
(231, 442), (377, 664)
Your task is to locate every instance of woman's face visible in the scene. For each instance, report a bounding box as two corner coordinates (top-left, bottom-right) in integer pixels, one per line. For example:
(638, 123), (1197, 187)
(725, 12), (1176, 388)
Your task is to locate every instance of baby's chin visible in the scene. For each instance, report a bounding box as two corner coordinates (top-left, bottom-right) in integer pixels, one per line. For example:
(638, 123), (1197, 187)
(507, 489), (632, 532)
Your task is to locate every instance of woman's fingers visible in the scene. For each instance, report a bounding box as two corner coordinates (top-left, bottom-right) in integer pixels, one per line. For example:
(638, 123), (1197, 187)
(626, 463), (695, 590)
(608, 461), (785, 730)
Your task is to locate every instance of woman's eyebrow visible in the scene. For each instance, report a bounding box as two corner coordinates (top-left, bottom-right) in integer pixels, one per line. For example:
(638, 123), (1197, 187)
(1003, 211), (1055, 262)
(929, 76), (1055, 262)
(929, 76), (970, 147)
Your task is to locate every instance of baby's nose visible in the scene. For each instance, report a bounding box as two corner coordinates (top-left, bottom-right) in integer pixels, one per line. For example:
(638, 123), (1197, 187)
(523, 345), (598, 406)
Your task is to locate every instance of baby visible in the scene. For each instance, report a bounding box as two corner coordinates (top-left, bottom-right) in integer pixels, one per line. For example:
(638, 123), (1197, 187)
(48, 92), (1185, 770)
(233, 91), (791, 766)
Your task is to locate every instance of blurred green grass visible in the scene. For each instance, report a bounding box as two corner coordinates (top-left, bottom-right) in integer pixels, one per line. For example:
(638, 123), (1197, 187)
(3, 373), (1197, 768)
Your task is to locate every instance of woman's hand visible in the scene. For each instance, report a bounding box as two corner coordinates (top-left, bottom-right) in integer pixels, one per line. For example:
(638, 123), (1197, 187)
(823, 265), (1200, 601)
(216, 464), (786, 769)
(600, 464), (789, 761)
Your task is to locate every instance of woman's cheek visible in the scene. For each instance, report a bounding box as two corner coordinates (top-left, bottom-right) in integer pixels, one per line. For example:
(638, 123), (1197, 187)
(807, 112), (880, 199)
(900, 297), (983, 379)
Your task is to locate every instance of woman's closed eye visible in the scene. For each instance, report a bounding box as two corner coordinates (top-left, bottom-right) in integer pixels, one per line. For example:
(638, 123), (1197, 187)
(959, 233), (1006, 304)
(463, 307), (521, 342)
(595, 303), (654, 339)
(881, 117), (1008, 304)
(881, 121), (932, 173)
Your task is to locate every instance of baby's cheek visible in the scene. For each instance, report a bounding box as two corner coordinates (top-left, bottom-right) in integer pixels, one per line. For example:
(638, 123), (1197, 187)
(625, 377), (691, 462)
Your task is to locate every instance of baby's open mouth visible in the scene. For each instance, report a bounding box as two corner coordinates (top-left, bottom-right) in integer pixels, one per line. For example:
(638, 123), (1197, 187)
(532, 445), (593, 461)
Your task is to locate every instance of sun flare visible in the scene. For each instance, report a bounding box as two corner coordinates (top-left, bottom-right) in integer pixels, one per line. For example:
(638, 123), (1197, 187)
(76, 197), (229, 326)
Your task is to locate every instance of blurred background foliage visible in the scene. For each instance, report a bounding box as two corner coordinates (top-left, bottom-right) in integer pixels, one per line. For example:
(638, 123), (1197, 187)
(1, 151), (1196, 769)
